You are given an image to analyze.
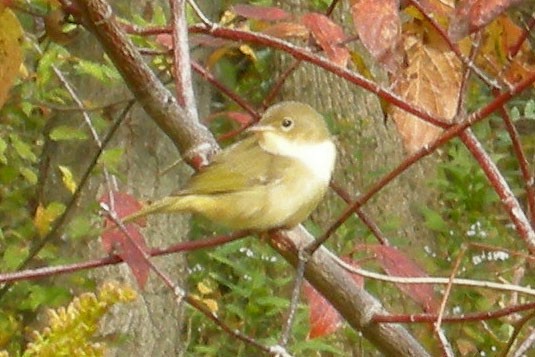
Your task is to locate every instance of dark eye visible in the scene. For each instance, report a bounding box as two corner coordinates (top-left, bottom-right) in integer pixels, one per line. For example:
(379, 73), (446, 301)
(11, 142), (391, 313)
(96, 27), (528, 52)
(281, 117), (293, 130)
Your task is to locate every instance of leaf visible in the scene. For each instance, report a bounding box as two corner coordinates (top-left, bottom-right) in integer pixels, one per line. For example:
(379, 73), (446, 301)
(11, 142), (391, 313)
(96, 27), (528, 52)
(99, 191), (150, 288)
(303, 281), (342, 339)
(34, 202), (66, 237)
(100, 147), (124, 172)
(74, 59), (121, 84)
(99, 191), (146, 229)
(0, 8), (23, 110)
(448, 0), (524, 41)
(104, 225), (151, 289)
(49, 125), (88, 141)
(9, 133), (37, 162)
(476, 15), (535, 85)
(415, 0), (454, 18)
(232, 4), (289, 21)
(58, 165), (77, 194)
(368, 245), (439, 312)
(262, 22), (309, 39)
(388, 21), (462, 153)
(350, 0), (402, 71)
(303, 257), (363, 338)
(2, 244), (28, 269)
(0, 137), (7, 164)
(19, 167), (37, 185)
(302, 13), (349, 67)
(238, 44), (257, 61)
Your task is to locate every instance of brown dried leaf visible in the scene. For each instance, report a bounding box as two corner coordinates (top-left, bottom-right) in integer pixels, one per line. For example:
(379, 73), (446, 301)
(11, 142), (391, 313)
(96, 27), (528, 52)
(351, 0), (402, 71)
(448, 0), (524, 41)
(302, 13), (349, 67)
(476, 15), (535, 85)
(389, 22), (462, 153)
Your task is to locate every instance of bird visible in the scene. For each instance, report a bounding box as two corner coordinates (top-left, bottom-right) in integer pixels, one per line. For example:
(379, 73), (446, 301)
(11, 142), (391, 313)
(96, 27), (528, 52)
(116, 101), (336, 231)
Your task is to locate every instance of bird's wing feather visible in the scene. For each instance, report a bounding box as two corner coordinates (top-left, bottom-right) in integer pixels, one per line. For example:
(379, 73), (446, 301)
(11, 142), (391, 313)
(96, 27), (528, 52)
(181, 137), (291, 195)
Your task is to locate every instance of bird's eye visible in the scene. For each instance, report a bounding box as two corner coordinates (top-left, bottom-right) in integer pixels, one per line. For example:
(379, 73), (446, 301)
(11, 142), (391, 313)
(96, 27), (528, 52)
(281, 117), (293, 130)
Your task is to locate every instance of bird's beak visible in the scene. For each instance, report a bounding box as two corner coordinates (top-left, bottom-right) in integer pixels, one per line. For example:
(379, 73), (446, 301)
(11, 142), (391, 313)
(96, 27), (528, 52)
(247, 124), (275, 134)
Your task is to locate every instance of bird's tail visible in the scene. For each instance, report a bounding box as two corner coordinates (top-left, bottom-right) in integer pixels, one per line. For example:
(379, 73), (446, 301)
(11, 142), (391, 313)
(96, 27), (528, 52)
(122, 195), (193, 224)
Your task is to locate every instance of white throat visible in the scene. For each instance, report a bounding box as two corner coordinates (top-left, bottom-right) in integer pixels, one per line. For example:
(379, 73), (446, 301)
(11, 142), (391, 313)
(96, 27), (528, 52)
(260, 132), (336, 183)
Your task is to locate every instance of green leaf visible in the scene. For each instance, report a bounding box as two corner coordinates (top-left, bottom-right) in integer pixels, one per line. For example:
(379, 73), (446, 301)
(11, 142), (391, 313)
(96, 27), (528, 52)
(75, 59), (121, 84)
(420, 206), (449, 233)
(2, 244), (28, 270)
(100, 147), (123, 171)
(19, 167), (37, 185)
(9, 133), (37, 162)
(525, 99), (535, 119)
(0, 137), (7, 164)
(49, 125), (88, 141)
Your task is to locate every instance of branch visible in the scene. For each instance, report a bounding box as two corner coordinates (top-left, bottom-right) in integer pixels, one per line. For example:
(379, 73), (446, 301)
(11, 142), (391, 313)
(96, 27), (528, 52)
(75, 0), (217, 168)
(270, 227), (431, 356)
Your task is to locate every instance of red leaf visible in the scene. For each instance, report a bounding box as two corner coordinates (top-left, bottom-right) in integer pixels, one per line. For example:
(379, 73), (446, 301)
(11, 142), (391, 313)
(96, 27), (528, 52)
(302, 13), (350, 67)
(369, 245), (439, 312)
(303, 281), (342, 339)
(99, 191), (150, 289)
(262, 22), (309, 39)
(303, 257), (363, 339)
(448, 0), (524, 41)
(351, 0), (402, 71)
(102, 225), (151, 289)
(99, 191), (146, 229)
(232, 4), (289, 21)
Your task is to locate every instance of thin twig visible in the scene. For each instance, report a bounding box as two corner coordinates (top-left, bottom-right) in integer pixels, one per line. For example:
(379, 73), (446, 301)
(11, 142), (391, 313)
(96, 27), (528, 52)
(0, 231), (250, 284)
(0, 100), (135, 300)
(279, 251), (308, 347)
(435, 245), (466, 332)
(332, 253), (535, 296)
(186, 0), (214, 27)
(372, 301), (535, 324)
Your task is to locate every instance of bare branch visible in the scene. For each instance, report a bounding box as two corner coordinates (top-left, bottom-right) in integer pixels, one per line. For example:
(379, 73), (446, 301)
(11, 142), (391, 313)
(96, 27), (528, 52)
(75, 0), (217, 167)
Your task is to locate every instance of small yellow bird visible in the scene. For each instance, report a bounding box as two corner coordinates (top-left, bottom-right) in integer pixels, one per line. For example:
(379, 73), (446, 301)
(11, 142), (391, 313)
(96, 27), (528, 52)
(120, 101), (336, 231)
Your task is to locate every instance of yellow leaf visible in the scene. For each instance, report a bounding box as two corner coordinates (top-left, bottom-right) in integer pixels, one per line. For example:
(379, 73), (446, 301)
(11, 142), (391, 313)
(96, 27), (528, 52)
(239, 44), (257, 62)
(197, 280), (214, 295)
(34, 202), (66, 237)
(220, 10), (236, 26)
(0, 8), (23, 110)
(202, 298), (218, 313)
(58, 165), (77, 194)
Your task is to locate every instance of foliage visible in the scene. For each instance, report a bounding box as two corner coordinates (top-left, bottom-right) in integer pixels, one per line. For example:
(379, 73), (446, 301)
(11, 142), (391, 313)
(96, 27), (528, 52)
(4, 281), (136, 357)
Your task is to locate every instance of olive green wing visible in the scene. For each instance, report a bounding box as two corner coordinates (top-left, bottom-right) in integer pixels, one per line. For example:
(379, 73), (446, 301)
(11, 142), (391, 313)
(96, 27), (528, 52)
(181, 137), (286, 195)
